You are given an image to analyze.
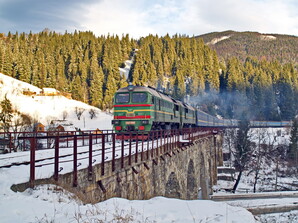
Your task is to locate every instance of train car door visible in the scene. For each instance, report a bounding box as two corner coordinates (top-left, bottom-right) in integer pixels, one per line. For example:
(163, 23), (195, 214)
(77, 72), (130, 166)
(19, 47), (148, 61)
(179, 105), (183, 128)
(152, 96), (157, 121)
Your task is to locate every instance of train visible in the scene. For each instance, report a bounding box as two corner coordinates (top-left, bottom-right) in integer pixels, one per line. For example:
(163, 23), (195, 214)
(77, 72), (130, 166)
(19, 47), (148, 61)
(111, 85), (290, 137)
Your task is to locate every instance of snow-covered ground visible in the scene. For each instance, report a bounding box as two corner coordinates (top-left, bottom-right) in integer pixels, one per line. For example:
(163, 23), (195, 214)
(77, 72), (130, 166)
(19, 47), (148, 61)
(215, 127), (298, 222)
(0, 136), (257, 223)
(0, 72), (296, 222)
(206, 35), (232, 45)
(0, 184), (255, 223)
(0, 73), (257, 222)
(0, 72), (112, 131)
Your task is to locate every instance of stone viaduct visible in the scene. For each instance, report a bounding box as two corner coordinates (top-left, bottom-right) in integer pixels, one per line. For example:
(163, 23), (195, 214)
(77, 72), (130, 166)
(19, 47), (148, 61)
(13, 131), (223, 204)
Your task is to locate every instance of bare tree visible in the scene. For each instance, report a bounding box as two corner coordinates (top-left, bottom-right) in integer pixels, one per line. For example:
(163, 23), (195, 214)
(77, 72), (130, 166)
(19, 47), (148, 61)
(248, 128), (268, 193)
(11, 113), (32, 151)
(232, 118), (252, 193)
(89, 109), (97, 119)
(223, 128), (237, 167)
(62, 111), (68, 120)
(75, 107), (85, 120)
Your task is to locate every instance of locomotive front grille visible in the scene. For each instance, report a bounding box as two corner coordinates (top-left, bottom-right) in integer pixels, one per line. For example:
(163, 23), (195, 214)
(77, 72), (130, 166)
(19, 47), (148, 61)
(126, 125), (135, 131)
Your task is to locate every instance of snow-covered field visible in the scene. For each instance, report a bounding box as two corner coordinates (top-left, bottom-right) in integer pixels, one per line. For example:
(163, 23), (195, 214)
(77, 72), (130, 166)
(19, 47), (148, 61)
(0, 136), (257, 223)
(0, 73), (258, 222)
(0, 72), (296, 222)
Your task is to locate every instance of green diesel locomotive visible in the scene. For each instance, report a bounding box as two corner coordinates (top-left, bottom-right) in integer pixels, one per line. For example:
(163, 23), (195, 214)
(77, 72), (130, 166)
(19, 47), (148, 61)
(112, 85), (290, 138)
(112, 85), (198, 136)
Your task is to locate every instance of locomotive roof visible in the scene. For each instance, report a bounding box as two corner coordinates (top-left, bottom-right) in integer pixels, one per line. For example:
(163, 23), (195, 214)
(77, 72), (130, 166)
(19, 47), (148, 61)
(117, 85), (175, 103)
(117, 85), (196, 110)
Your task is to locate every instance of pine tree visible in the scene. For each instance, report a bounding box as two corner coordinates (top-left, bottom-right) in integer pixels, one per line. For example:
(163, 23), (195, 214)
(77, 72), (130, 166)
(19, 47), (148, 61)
(232, 117), (252, 193)
(276, 80), (295, 120)
(0, 96), (13, 133)
(225, 57), (244, 91)
(55, 54), (68, 91)
(103, 69), (117, 110)
(288, 118), (298, 163)
(71, 75), (84, 101)
(89, 65), (104, 108)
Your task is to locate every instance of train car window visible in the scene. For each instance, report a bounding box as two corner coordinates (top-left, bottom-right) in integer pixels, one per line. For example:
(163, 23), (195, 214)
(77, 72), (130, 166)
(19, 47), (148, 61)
(115, 93), (129, 103)
(185, 108), (188, 113)
(132, 93), (147, 103)
(175, 104), (179, 111)
(152, 96), (155, 104)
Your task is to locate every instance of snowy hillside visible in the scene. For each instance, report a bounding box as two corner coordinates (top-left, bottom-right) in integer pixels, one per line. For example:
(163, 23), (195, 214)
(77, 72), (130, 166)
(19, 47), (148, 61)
(0, 73), (113, 131)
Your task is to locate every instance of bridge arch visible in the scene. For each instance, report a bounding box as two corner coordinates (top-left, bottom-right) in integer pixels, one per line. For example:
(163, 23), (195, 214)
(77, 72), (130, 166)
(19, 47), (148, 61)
(187, 159), (197, 199)
(165, 171), (181, 198)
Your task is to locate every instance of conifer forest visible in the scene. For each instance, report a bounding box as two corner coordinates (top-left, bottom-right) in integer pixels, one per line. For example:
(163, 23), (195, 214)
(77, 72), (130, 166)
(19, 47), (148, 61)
(0, 31), (297, 120)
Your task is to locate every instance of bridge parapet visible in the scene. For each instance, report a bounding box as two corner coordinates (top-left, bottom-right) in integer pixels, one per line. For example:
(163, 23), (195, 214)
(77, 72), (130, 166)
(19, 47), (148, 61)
(11, 128), (223, 203)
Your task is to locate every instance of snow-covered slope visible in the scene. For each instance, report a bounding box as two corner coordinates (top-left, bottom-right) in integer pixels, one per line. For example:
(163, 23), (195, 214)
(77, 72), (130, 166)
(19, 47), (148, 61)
(0, 73), (257, 223)
(0, 73), (112, 130)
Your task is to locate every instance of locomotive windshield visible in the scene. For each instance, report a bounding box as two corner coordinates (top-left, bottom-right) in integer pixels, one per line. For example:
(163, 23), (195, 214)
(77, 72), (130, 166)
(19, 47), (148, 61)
(115, 93), (129, 103)
(132, 92), (147, 103)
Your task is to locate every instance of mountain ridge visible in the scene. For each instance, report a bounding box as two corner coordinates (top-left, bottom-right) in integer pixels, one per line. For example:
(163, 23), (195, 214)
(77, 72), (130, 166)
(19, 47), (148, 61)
(196, 30), (298, 64)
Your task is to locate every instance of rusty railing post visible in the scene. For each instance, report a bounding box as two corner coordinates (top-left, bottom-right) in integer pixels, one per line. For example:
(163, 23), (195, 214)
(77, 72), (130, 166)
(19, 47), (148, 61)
(23, 132), (25, 151)
(29, 137), (36, 187)
(156, 130), (159, 156)
(101, 133), (105, 176)
(82, 132), (85, 146)
(176, 129), (179, 148)
(54, 136), (59, 181)
(151, 131), (154, 158)
(135, 133), (139, 163)
(141, 132), (144, 161)
(147, 132), (150, 160)
(88, 134), (93, 179)
(73, 135), (78, 187)
(9, 133), (12, 153)
(166, 130), (169, 153)
(128, 132), (132, 166)
(121, 133), (124, 168)
(160, 130), (163, 154)
(112, 133), (116, 171)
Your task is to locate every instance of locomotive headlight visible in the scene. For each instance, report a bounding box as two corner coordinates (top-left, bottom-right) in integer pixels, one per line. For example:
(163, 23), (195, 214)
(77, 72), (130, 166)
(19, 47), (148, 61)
(141, 120), (149, 125)
(112, 120), (120, 125)
(128, 85), (134, 91)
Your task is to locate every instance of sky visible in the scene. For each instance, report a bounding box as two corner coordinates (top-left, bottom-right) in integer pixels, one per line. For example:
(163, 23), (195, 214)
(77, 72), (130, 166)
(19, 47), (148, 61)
(0, 0), (298, 38)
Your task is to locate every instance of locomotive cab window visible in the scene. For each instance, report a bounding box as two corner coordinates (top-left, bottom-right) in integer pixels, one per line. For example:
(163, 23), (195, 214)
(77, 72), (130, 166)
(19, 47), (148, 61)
(132, 92), (147, 103)
(115, 93), (129, 103)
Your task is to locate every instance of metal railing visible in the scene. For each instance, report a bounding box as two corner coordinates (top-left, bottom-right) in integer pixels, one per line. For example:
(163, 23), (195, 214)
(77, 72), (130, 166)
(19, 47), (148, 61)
(0, 130), (114, 153)
(4, 128), (216, 187)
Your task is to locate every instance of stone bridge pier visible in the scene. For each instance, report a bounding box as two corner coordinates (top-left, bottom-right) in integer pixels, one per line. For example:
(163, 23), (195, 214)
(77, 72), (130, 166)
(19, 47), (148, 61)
(48, 133), (223, 204)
